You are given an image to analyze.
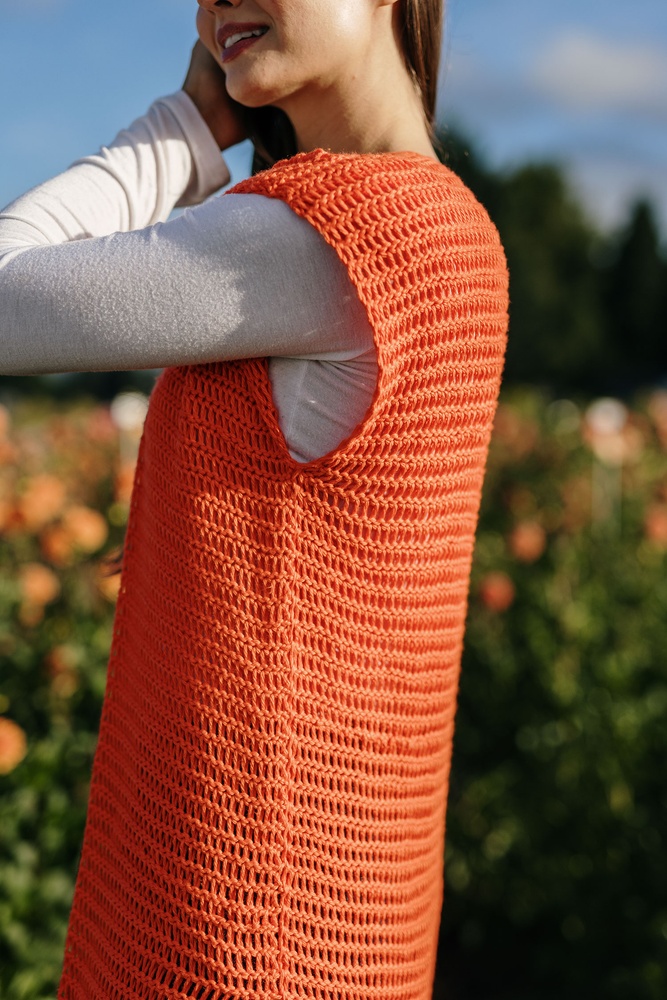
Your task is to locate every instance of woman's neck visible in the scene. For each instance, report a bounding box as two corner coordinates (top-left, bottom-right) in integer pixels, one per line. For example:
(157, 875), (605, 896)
(291, 93), (437, 160)
(275, 18), (438, 161)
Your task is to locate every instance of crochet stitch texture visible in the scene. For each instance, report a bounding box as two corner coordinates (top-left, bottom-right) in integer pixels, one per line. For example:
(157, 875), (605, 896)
(58, 149), (509, 1000)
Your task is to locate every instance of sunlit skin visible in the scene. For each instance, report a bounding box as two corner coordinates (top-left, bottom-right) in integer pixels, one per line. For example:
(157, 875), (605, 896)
(183, 0), (437, 159)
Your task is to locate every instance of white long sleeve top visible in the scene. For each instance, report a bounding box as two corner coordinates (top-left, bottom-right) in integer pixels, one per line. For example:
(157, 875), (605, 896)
(0, 92), (377, 464)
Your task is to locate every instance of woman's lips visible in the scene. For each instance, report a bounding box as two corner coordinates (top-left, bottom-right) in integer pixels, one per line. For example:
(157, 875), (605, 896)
(217, 23), (269, 64)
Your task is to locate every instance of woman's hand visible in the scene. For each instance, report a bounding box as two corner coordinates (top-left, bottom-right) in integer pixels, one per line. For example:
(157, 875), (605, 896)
(182, 23), (247, 151)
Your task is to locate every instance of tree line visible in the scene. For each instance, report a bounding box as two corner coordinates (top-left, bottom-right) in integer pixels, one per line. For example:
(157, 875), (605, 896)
(439, 130), (667, 397)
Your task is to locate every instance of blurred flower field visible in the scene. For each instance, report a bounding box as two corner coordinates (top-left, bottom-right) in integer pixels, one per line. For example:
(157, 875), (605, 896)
(0, 388), (666, 999)
(0, 394), (141, 998)
(438, 389), (667, 999)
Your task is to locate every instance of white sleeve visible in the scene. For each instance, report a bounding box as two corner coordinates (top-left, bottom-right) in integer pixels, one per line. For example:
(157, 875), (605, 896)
(0, 93), (373, 377)
(0, 92), (230, 255)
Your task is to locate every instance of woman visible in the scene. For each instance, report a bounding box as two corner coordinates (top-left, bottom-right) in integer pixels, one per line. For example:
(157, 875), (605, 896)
(0, 1), (509, 997)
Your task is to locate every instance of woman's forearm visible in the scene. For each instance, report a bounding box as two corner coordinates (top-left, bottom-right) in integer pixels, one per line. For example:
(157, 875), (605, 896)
(0, 92), (375, 379)
(0, 188), (374, 377)
(0, 92), (230, 263)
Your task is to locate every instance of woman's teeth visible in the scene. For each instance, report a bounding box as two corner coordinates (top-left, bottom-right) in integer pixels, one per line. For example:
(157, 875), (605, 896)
(224, 28), (267, 50)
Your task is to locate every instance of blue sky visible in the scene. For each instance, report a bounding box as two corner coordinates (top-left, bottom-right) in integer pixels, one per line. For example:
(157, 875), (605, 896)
(1, 0), (666, 236)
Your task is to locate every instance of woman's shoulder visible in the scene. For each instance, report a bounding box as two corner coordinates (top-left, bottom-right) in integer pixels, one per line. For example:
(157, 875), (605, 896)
(231, 147), (458, 192)
(230, 148), (502, 250)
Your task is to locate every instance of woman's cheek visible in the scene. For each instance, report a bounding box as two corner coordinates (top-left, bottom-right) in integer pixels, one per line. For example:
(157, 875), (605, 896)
(196, 8), (217, 56)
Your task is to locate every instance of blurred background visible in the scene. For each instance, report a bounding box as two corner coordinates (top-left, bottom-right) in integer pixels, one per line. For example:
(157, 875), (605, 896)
(1, 0), (666, 997)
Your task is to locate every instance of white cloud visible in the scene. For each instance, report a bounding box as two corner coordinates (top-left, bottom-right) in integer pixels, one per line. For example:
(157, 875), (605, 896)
(566, 154), (667, 233)
(532, 31), (667, 117)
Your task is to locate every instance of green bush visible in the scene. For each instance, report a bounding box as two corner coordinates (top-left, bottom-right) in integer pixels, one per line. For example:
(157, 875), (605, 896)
(437, 389), (667, 999)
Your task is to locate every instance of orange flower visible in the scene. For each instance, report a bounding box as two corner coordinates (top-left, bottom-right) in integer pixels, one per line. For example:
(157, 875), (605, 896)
(114, 462), (137, 505)
(40, 506), (108, 565)
(0, 717), (28, 775)
(96, 571), (121, 603)
(18, 474), (66, 531)
(479, 571), (515, 613)
(19, 562), (60, 606)
(62, 506), (108, 553)
(644, 504), (667, 549)
(40, 524), (76, 566)
(0, 498), (10, 533)
(509, 522), (546, 563)
(0, 503), (26, 537)
(0, 404), (10, 439)
(0, 440), (18, 464)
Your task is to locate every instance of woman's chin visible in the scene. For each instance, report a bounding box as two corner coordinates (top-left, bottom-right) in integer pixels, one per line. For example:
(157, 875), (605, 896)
(231, 93), (274, 110)
(224, 71), (286, 111)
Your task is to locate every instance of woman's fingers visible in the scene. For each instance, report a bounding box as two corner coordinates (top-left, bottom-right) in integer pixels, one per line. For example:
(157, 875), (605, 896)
(182, 40), (248, 151)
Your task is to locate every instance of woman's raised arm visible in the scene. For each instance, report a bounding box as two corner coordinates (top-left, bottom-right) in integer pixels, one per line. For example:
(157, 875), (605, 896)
(0, 93), (230, 258)
(0, 94), (373, 378)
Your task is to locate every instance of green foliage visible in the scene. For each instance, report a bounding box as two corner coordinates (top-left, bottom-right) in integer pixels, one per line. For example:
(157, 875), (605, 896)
(604, 201), (667, 387)
(496, 166), (605, 389)
(437, 388), (667, 1000)
(0, 399), (125, 998)
(0, 371), (156, 406)
(437, 130), (667, 396)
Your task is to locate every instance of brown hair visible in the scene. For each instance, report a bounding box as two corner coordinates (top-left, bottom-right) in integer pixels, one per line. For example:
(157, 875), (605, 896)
(399, 0), (444, 126)
(245, 0), (444, 170)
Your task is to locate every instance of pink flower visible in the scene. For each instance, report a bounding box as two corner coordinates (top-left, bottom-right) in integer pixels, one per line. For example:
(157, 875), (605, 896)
(479, 571), (515, 613)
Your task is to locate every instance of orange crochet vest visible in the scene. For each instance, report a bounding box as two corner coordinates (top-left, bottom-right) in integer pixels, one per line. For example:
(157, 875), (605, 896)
(58, 150), (508, 1000)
